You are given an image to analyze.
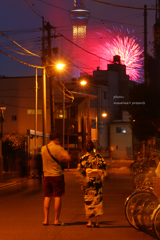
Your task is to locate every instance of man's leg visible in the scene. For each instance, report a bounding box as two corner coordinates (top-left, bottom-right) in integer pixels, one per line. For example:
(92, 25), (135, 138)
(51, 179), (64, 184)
(43, 197), (51, 225)
(54, 197), (61, 224)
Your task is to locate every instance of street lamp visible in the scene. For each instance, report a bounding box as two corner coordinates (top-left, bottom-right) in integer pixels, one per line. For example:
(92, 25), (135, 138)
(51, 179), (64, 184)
(80, 79), (87, 86)
(56, 63), (65, 70)
(102, 110), (107, 118)
(79, 77), (108, 147)
(96, 110), (107, 151)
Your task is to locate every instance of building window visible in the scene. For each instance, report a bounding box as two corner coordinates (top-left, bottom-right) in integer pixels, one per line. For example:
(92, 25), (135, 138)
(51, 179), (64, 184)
(70, 106), (76, 119)
(91, 119), (96, 129)
(116, 127), (126, 133)
(104, 91), (107, 99)
(55, 109), (67, 119)
(12, 115), (17, 121)
(27, 109), (42, 115)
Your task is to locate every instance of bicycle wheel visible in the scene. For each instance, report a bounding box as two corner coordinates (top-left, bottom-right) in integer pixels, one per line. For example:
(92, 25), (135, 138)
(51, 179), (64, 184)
(134, 174), (146, 189)
(132, 173), (143, 189)
(141, 197), (159, 236)
(129, 162), (137, 175)
(125, 190), (154, 229)
(130, 161), (141, 175)
(133, 195), (151, 231)
(152, 205), (160, 239)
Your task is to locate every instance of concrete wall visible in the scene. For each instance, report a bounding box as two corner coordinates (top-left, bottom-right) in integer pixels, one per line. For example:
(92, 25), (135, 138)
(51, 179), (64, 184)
(110, 121), (132, 159)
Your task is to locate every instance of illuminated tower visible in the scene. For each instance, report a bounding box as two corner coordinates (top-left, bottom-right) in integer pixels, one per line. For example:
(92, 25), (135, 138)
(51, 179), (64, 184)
(69, 0), (90, 43)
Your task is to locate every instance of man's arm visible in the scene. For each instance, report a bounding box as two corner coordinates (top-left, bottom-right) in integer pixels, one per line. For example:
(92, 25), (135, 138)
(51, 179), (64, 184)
(57, 148), (71, 162)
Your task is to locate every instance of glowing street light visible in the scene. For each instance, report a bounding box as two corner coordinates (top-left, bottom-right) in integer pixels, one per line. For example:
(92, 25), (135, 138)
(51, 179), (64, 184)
(102, 110), (107, 118)
(80, 79), (87, 86)
(56, 63), (65, 70)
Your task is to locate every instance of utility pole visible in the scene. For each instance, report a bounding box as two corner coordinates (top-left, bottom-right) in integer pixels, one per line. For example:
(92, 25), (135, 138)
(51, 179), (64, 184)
(45, 23), (61, 133)
(0, 107), (6, 182)
(42, 17), (47, 145)
(45, 22), (55, 132)
(144, 5), (147, 85)
(42, 20), (63, 138)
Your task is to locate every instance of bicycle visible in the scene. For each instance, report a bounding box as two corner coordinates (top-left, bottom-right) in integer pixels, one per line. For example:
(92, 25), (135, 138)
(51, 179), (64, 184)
(132, 169), (156, 190)
(130, 156), (157, 175)
(124, 188), (157, 230)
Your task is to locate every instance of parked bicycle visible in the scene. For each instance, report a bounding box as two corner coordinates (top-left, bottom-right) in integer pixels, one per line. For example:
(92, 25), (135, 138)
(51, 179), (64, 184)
(132, 169), (156, 190)
(125, 175), (160, 239)
(129, 156), (157, 175)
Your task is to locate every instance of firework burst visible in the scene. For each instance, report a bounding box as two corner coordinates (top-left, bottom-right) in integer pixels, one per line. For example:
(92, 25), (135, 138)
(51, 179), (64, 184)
(83, 26), (144, 82)
(101, 35), (144, 81)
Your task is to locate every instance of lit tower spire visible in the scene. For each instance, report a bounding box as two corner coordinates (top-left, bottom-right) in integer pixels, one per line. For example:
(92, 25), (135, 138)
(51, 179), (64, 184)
(69, 0), (90, 43)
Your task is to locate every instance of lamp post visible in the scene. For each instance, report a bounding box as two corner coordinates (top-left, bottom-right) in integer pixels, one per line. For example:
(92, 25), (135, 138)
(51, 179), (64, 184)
(56, 63), (65, 147)
(96, 110), (107, 151)
(79, 79), (107, 147)
(63, 84), (65, 148)
(42, 67), (47, 145)
(79, 79), (91, 140)
(34, 68), (38, 178)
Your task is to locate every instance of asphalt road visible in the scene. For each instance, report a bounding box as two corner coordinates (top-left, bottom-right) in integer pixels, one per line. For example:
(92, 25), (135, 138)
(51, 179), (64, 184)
(0, 161), (156, 240)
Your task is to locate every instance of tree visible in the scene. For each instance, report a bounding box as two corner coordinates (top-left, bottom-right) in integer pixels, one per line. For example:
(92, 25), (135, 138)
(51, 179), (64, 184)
(128, 44), (160, 142)
(2, 131), (25, 172)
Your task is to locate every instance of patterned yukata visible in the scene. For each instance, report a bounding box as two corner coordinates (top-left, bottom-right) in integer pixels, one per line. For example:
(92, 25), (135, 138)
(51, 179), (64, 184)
(77, 152), (107, 218)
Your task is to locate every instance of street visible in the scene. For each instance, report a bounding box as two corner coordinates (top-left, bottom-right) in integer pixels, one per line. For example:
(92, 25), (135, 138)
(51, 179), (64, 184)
(0, 161), (156, 240)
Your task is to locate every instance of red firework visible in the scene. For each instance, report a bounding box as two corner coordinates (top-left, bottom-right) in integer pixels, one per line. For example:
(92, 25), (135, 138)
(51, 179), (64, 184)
(99, 35), (144, 81)
(81, 26), (144, 82)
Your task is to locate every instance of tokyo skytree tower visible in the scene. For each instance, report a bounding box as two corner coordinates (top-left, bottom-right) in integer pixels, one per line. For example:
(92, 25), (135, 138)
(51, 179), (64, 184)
(69, 0), (90, 43)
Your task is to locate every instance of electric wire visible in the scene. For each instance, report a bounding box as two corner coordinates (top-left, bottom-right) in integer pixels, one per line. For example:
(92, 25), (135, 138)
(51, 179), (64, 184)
(58, 49), (121, 89)
(24, 0), (43, 18)
(38, 0), (154, 29)
(0, 49), (43, 69)
(91, 0), (159, 10)
(0, 42), (33, 56)
(3, 28), (41, 36)
(60, 33), (111, 63)
(0, 31), (41, 57)
(55, 80), (74, 100)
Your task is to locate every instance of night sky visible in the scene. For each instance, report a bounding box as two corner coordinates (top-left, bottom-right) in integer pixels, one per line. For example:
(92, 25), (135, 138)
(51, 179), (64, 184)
(0, 0), (156, 77)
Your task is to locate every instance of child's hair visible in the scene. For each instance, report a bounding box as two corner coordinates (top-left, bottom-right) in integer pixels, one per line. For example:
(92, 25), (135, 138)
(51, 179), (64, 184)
(83, 140), (94, 153)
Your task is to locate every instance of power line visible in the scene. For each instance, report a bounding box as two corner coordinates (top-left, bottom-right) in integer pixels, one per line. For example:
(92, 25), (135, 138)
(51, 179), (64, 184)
(60, 33), (111, 63)
(38, 0), (148, 29)
(0, 49), (43, 69)
(0, 31), (41, 57)
(91, 0), (159, 10)
(58, 49), (121, 89)
(24, 0), (43, 18)
(3, 28), (41, 36)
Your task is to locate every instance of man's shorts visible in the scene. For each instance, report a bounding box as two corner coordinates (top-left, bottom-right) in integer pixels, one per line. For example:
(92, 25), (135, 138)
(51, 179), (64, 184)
(44, 175), (65, 197)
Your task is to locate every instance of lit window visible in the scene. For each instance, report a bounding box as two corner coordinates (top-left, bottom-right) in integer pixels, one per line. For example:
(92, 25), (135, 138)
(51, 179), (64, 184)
(27, 109), (42, 115)
(91, 119), (96, 129)
(55, 109), (67, 119)
(116, 127), (126, 133)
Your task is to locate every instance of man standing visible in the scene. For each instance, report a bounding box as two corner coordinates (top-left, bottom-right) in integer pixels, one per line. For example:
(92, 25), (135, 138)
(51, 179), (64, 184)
(41, 131), (71, 226)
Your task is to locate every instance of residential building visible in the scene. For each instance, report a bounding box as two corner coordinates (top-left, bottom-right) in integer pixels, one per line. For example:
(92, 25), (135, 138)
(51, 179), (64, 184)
(110, 111), (133, 159)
